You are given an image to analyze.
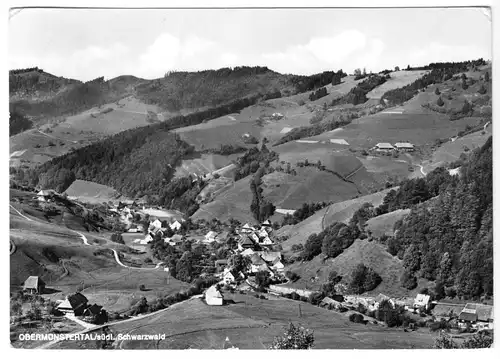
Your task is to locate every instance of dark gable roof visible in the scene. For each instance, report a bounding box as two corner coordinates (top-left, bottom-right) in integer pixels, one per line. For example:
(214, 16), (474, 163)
(459, 311), (477, 322)
(239, 235), (255, 246)
(84, 304), (103, 316)
(68, 293), (88, 308)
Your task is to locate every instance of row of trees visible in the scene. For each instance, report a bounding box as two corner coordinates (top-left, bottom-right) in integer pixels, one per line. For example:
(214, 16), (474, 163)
(331, 74), (387, 106)
(308, 87), (328, 101)
(233, 145), (278, 181)
(249, 167), (276, 222)
(281, 202), (329, 226)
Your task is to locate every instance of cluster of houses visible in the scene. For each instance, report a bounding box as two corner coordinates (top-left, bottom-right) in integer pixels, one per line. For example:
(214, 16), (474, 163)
(204, 220), (286, 306)
(374, 142), (415, 152)
(133, 217), (185, 245)
(433, 301), (494, 330)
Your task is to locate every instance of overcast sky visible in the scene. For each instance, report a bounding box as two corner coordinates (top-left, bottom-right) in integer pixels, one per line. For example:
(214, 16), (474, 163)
(8, 7), (492, 81)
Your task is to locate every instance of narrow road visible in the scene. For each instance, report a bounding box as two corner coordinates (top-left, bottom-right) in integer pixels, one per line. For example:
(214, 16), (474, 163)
(417, 164), (427, 176)
(111, 249), (163, 271)
(10, 204), (34, 222)
(227, 115), (237, 121)
(36, 130), (78, 144)
(344, 165), (364, 180)
(65, 313), (97, 330)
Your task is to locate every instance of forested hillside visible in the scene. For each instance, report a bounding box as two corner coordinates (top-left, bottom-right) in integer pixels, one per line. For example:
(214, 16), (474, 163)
(386, 137), (493, 298)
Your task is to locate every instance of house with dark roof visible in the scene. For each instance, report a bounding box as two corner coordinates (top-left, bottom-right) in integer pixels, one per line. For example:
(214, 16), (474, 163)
(57, 293), (89, 316)
(23, 276), (45, 294)
(237, 235), (256, 251)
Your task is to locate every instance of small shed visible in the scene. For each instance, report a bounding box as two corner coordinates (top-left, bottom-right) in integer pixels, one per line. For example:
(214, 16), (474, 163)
(23, 276), (45, 294)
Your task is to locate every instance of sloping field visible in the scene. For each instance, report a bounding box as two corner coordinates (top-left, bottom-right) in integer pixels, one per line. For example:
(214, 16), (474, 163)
(273, 142), (357, 174)
(174, 120), (261, 151)
(262, 169), (361, 210)
(366, 71), (428, 99)
(278, 187), (397, 252)
(174, 153), (239, 178)
(322, 187), (396, 228)
(65, 180), (124, 204)
(284, 238), (421, 298)
(366, 209), (411, 238)
(424, 127), (492, 173)
(53, 293), (437, 349)
(59, 96), (164, 134)
(191, 176), (256, 224)
(308, 111), (479, 149)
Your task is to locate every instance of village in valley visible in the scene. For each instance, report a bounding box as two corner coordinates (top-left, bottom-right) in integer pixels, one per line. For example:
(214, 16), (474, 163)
(9, 6), (494, 351)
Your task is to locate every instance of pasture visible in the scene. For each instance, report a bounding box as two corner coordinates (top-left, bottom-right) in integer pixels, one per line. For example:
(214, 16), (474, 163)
(366, 70), (428, 100)
(191, 176), (257, 224)
(65, 180), (124, 204)
(284, 238), (430, 298)
(278, 187), (398, 252)
(366, 209), (411, 238)
(52, 292), (437, 349)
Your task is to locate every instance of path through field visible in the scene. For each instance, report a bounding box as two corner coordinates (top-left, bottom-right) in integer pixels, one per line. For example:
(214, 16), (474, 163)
(36, 130), (78, 144)
(65, 313), (97, 330)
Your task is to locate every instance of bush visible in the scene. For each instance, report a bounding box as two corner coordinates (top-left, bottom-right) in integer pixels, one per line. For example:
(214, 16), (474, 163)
(110, 233), (125, 244)
(269, 323), (314, 349)
(349, 313), (365, 324)
(436, 97), (444, 107)
(285, 271), (300, 282)
(434, 88), (440, 95)
(139, 284), (146, 291)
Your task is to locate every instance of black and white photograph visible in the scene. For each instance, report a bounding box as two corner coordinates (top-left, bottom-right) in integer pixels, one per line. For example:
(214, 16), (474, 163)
(7, 1), (495, 351)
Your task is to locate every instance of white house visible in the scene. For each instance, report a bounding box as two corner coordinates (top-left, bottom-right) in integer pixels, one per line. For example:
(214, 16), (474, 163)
(249, 232), (260, 243)
(271, 258), (285, 272)
(149, 219), (162, 231)
(394, 142), (415, 152)
(259, 236), (274, 246)
(37, 189), (55, 202)
(204, 231), (218, 243)
(127, 227), (139, 233)
(261, 219), (272, 227)
(414, 294), (431, 311)
(169, 220), (182, 231)
(375, 143), (395, 152)
(140, 233), (154, 245)
(205, 285), (224, 306)
(257, 228), (269, 239)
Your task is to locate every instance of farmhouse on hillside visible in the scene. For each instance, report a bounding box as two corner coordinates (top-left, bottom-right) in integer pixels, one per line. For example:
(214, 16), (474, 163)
(37, 189), (56, 202)
(394, 142), (415, 152)
(205, 285), (224, 306)
(23, 276), (45, 294)
(459, 303), (494, 330)
(57, 293), (89, 316)
(374, 143), (395, 152)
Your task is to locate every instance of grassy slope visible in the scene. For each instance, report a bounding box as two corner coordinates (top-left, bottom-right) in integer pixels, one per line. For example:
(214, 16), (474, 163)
(53, 293), (437, 349)
(64, 179), (124, 204)
(284, 238), (431, 298)
(366, 70), (429, 99)
(366, 209), (411, 238)
(278, 187), (397, 252)
(10, 192), (188, 313)
(191, 176), (256, 224)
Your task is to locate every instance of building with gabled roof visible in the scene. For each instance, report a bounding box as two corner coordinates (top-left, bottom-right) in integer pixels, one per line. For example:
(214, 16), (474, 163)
(240, 223), (255, 233)
(23, 276), (45, 294)
(169, 220), (183, 231)
(205, 285), (224, 306)
(237, 235), (256, 251)
(57, 293), (88, 316)
(375, 143), (395, 152)
(414, 294), (431, 310)
(394, 142), (415, 151)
